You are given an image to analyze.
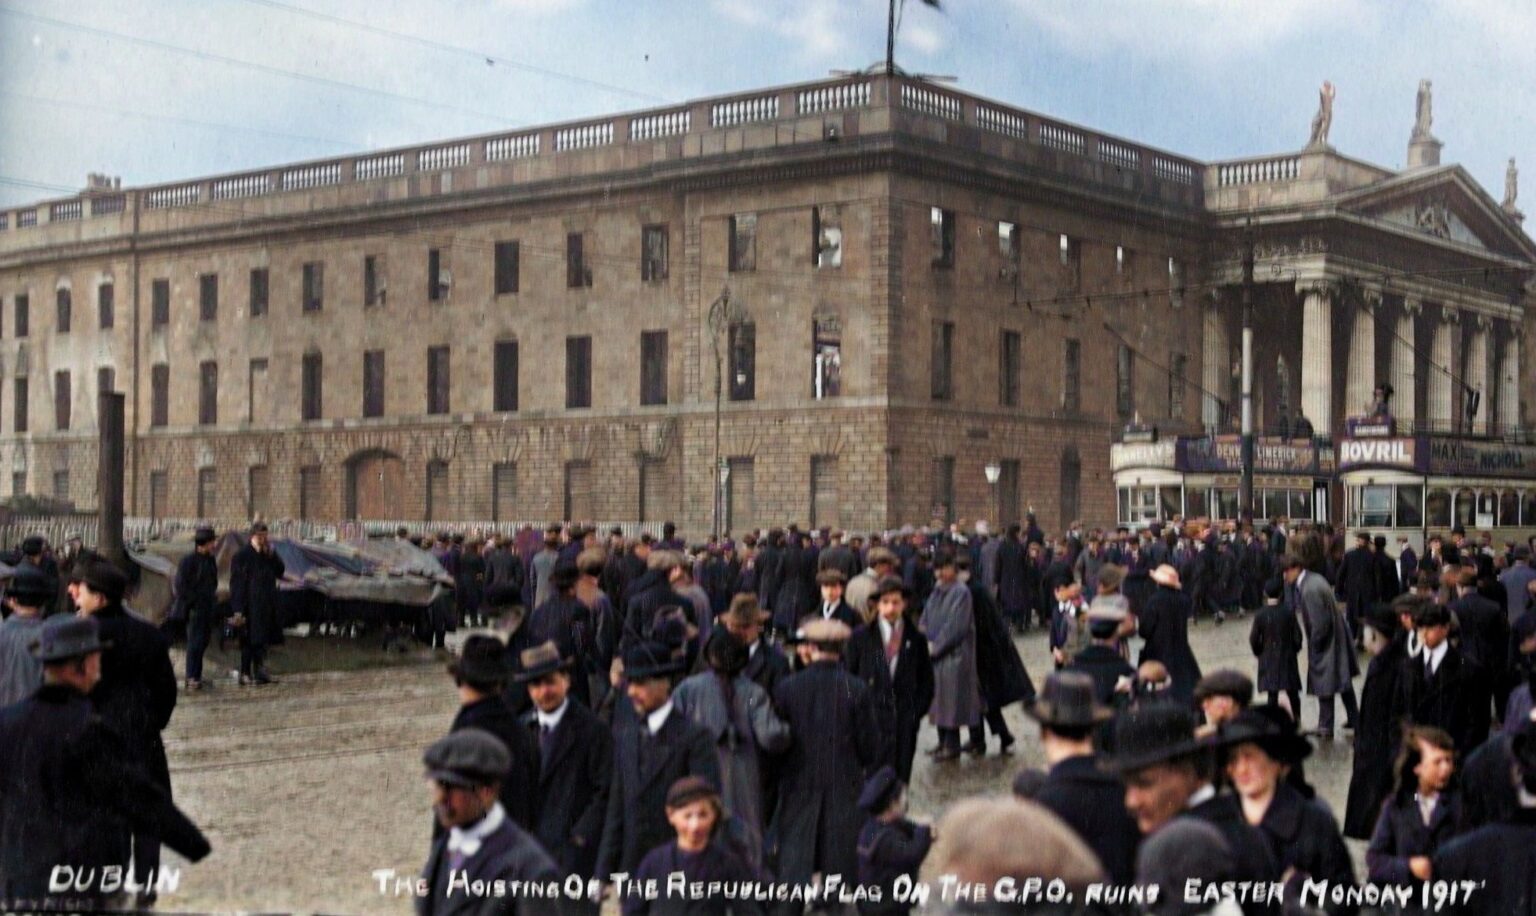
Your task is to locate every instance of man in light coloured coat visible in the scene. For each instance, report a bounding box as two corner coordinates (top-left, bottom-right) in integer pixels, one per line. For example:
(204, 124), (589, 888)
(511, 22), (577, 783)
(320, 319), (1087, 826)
(1284, 555), (1358, 738)
(846, 547), (899, 625)
(920, 549), (981, 761)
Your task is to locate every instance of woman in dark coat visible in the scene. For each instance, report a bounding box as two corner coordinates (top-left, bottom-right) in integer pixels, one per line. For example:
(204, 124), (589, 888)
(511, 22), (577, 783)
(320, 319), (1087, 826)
(1344, 603), (1413, 839)
(770, 533), (815, 634)
(1137, 565), (1202, 704)
(1248, 578), (1303, 716)
(995, 526), (1031, 631)
(1220, 709), (1355, 904)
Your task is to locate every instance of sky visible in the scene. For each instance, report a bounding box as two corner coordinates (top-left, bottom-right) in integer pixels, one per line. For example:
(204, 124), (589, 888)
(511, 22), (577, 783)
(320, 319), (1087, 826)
(0, 0), (1533, 209)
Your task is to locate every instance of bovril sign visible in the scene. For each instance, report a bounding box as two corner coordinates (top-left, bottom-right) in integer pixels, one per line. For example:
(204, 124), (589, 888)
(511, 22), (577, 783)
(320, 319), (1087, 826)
(1338, 438), (1417, 470)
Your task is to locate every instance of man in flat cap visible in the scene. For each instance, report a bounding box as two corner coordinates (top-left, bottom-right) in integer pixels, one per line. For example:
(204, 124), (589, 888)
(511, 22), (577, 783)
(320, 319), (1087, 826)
(772, 617), (881, 907)
(0, 565), (54, 706)
(814, 568), (860, 629)
(0, 615), (210, 909)
(418, 730), (561, 916)
(175, 528), (220, 691)
(229, 522), (285, 686)
(596, 640), (719, 884)
(516, 641), (611, 898)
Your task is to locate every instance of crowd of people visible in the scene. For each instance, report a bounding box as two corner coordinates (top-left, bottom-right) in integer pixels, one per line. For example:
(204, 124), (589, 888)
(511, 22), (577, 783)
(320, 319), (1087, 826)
(7, 511), (1536, 913)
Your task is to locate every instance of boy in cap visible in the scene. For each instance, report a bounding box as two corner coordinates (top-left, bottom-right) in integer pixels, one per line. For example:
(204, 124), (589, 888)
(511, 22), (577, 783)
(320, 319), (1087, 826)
(855, 765), (932, 915)
(815, 568), (860, 629)
(418, 730), (560, 916)
(0, 615), (210, 908)
(625, 777), (760, 915)
(175, 527), (220, 691)
(0, 566), (53, 706)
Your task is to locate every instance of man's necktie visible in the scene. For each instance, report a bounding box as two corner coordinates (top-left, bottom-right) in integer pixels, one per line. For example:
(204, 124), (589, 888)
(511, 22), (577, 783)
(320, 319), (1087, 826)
(539, 723), (553, 768)
(885, 622), (901, 665)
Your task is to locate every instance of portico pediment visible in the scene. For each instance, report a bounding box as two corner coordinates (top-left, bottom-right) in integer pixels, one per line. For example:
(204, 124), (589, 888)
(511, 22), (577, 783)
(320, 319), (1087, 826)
(1334, 165), (1536, 261)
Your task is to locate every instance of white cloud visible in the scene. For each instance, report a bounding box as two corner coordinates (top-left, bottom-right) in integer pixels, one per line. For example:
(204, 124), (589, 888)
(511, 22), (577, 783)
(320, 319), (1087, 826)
(902, 22), (944, 56)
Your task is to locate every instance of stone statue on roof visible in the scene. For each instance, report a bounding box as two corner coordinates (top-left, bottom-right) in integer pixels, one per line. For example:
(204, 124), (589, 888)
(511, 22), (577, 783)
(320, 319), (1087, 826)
(1504, 158), (1519, 212)
(1308, 81), (1335, 148)
(1413, 79), (1434, 140)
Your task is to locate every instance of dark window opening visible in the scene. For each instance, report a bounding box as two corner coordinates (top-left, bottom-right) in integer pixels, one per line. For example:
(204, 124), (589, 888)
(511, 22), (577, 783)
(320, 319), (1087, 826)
(565, 336), (592, 408)
(642, 225), (669, 281)
(494, 241), (520, 295)
(151, 279), (170, 327)
(97, 283), (113, 329)
(641, 330), (668, 406)
(302, 262), (324, 312)
(151, 364), (169, 427)
(53, 371), (70, 431)
(493, 340), (519, 412)
(566, 233), (591, 288)
(55, 288), (71, 333)
(199, 273), (218, 321)
(728, 322), (755, 401)
(931, 320), (954, 401)
(931, 207), (955, 268)
(301, 352), (323, 421)
(249, 268), (269, 317)
(426, 346), (450, 415)
(198, 361), (218, 426)
(363, 350), (385, 418)
(729, 213), (757, 272)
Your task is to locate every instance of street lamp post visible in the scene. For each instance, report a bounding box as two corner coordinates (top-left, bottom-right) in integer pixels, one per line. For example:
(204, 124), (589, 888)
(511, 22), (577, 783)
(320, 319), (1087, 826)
(707, 288), (737, 539)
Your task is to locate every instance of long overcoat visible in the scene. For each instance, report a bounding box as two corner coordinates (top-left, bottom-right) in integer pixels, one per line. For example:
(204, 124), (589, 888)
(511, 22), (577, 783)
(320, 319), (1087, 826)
(1298, 570), (1357, 697)
(229, 543), (285, 647)
(920, 579), (981, 728)
(524, 698), (612, 879)
(91, 601), (178, 791)
(671, 669), (791, 867)
(1137, 584), (1202, 703)
(1248, 602), (1303, 695)
(1343, 633), (1410, 839)
(771, 661), (881, 885)
(995, 537), (1033, 621)
(968, 581), (1034, 708)
(845, 617), (935, 782)
(596, 707), (721, 880)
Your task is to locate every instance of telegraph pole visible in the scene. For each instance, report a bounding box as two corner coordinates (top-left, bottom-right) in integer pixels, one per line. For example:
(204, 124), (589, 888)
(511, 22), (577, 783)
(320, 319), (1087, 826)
(1239, 222), (1256, 522)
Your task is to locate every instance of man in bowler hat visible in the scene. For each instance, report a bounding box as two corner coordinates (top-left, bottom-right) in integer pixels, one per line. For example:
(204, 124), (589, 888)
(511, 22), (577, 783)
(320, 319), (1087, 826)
(596, 639), (720, 883)
(1103, 704), (1280, 913)
(417, 729), (561, 916)
(1027, 672), (1138, 883)
(0, 615), (210, 909)
(517, 640), (612, 894)
(446, 635), (540, 831)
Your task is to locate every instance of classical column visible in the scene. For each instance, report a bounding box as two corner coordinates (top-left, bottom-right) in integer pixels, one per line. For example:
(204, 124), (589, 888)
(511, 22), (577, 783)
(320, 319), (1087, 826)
(1466, 315), (1491, 433)
(1427, 305), (1459, 430)
(1499, 323), (1522, 431)
(1392, 297), (1420, 425)
(1202, 294), (1229, 428)
(1299, 282), (1333, 433)
(1345, 289), (1379, 417)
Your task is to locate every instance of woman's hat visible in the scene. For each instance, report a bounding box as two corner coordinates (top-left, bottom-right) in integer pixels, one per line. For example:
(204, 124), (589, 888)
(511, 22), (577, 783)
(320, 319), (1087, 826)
(1150, 565), (1182, 589)
(1209, 707), (1313, 764)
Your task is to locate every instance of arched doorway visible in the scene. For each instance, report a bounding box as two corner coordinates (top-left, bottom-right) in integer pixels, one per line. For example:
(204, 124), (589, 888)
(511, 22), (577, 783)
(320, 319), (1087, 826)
(346, 449), (405, 520)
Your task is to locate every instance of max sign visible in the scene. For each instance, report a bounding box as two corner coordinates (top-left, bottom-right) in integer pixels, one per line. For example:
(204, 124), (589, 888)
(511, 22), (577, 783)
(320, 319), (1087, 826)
(1338, 438), (1417, 470)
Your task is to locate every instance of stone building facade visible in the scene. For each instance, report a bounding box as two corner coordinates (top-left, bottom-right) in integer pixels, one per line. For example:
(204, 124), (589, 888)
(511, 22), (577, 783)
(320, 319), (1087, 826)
(0, 75), (1530, 535)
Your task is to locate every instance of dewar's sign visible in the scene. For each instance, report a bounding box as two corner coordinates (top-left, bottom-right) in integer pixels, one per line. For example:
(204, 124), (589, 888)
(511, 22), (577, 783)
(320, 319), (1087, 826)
(1339, 437), (1417, 470)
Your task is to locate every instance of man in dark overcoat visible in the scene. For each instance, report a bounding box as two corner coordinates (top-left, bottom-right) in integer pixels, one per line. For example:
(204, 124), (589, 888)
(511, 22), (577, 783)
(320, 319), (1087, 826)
(596, 640), (720, 882)
(446, 635), (540, 831)
(845, 577), (934, 782)
(1448, 565), (1509, 722)
(770, 532), (816, 634)
(994, 524), (1032, 631)
(1373, 535), (1402, 602)
(0, 615), (210, 910)
(417, 730), (561, 916)
(1401, 602), (1489, 758)
(1066, 599), (1136, 708)
(1137, 565), (1202, 704)
(1344, 599), (1416, 839)
(174, 527), (220, 690)
(1337, 532), (1380, 639)
(517, 641), (611, 894)
(1248, 577), (1303, 715)
(1028, 671), (1138, 883)
(75, 560), (181, 904)
(229, 522), (285, 684)
(772, 618), (882, 907)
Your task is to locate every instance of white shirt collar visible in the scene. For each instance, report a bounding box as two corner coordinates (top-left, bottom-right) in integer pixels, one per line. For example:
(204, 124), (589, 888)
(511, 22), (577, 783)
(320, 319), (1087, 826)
(879, 616), (897, 642)
(1186, 784), (1217, 809)
(647, 699), (674, 735)
(748, 640), (759, 658)
(447, 802), (505, 859)
(536, 698), (569, 731)
(1425, 640), (1449, 674)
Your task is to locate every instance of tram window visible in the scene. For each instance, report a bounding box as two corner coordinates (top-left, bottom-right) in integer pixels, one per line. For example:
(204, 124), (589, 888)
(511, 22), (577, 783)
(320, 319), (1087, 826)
(1186, 488), (1208, 519)
(1262, 490), (1284, 520)
(1525, 491), (1536, 527)
(1500, 489), (1520, 527)
(1118, 488), (1131, 525)
(1160, 486), (1183, 521)
(1358, 486), (1393, 527)
(1396, 485), (1423, 529)
(1290, 489), (1311, 522)
(1214, 489), (1239, 521)
(1124, 487), (1159, 525)
(1426, 488), (1452, 527)
(1454, 489), (1477, 527)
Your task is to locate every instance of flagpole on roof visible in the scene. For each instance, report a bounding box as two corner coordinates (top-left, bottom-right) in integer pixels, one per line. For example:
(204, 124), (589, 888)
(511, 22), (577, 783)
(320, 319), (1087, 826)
(885, 0), (897, 76)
